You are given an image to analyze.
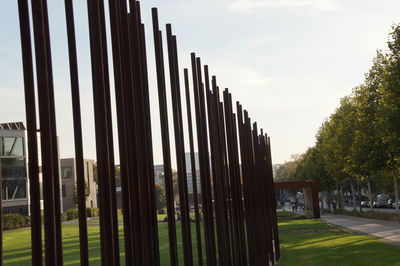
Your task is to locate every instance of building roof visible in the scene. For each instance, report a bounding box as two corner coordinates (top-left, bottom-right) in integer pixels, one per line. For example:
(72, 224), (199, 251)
(0, 122), (25, 130)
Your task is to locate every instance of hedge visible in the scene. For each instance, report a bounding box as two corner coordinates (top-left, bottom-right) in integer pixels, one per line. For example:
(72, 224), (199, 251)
(3, 213), (30, 231)
(2, 208), (100, 231)
(86, 207), (99, 217)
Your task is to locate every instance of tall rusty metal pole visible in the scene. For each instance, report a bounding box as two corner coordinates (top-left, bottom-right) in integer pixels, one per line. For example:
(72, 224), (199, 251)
(106, 0), (135, 263)
(166, 25), (193, 265)
(151, 8), (179, 266)
(30, 0), (63, 264)
(64, 1), (89, 265)
(191, 53), (217, 265)
(86, 0), (120, 264)
(17, 0), (42, 265)
(204, 70), (232, 265)
(184, 68), (204, 266)
(0, 146), (2, 266)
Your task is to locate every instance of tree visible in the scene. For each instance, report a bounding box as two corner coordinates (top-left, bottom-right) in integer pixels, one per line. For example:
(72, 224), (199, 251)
(155, 184), (166, 211)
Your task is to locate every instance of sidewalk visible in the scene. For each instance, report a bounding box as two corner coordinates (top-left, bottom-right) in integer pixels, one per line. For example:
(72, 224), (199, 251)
(322, 214), (400, 247)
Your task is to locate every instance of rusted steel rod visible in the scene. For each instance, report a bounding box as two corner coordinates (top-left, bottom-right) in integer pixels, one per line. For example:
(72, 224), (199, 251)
(204, 70), (232, 265)
(191, 53), (218, 265)
(17, 0), (42, 265)
(266, 136), (281, 261)
(30, 0), (63, 264)
(184, 68), (204, 266)
(223, 90), (247, 265)
(151, 8), (179, 266)
(106, 0), (136, 263)
(166, 24), (194, 265)
(86, 0), (120, 264)
(64, 1), (89, 264)
(139, 3), (161, 262)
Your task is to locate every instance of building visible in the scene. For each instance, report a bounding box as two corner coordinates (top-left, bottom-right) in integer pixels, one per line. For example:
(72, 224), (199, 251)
(185, 152), (202, 193)
(0, 122), (29, 215)
(36, 131), (63, 213)
(154, 164), (165, 186)
(60, 158), (97, 211)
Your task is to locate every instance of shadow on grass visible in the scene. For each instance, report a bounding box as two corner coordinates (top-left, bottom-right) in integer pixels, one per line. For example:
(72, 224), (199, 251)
(3, 223), (205, 266)
(277, 216), (400, 266)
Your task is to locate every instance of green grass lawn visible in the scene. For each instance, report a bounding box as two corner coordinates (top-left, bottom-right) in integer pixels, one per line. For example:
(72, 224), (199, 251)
(3, 223), (204, 266)
(277, 212), (400, 266)
(4, 212), (400, 265)
(87, 212), (195, 224)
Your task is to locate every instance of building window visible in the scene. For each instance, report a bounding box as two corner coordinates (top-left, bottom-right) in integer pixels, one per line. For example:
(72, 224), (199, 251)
(3, 137), (24, 157)
(86, 162), (90, 194)
(0, 137), (3, 156)
(62, 185), (66, 197)
(1, 158), (27, 200)
(61, 166), (72, 178)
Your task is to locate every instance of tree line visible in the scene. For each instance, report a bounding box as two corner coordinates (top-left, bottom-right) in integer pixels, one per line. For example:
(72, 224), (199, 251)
(275, 24), (400, 211)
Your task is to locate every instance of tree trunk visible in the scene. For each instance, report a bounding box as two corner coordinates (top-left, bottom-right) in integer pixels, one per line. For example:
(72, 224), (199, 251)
(368, 181), (373, 211)
(357, 178), (362, 212)
(338, 184), (344, 210)
(392, 170), (399, 214)
(321, 192), (325, 214)
(351, 179), (357, 211)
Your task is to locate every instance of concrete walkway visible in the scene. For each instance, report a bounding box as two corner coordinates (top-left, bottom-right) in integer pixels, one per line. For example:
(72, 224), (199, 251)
(322, 214), (400, 246)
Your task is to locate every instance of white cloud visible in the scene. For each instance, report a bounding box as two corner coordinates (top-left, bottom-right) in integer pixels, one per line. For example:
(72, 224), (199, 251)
(228, 0), (340, 13)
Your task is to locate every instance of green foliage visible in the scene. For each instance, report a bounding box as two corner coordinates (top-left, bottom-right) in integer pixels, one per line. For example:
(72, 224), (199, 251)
(62, 208), (79, 221)
(275, 23), (400, 196)
(2, 213), (30, 231)
(155, 183), (167, 210)
(86, 207), (99, 217)
(337, 209), (400, 222)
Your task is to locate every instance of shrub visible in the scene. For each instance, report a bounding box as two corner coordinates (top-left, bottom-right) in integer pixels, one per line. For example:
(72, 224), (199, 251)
(61, 208), (79, 221)
(3, 213), (30, 230)
(86, 208), (99, 217)
(336, 209), (400, 222)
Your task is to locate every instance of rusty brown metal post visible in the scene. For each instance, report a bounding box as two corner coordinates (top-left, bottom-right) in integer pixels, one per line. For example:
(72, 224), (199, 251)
(184, 68), (204, 266)
(151, 8), (179, 266)
(86, 0), (120, 264)
(64, 1), (89, 265)
(204, 70), (232, 265)
(191, 53), (218, 265)
(30, 0), (63, 264)
(17, 0), (42, 265)
(166, 24), (194, 266)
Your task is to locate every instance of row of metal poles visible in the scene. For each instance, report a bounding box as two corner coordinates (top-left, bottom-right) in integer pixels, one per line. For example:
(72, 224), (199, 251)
(4, 0), (280, 265)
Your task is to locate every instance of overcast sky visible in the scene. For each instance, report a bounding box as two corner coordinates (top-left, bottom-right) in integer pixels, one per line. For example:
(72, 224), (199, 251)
(1, 0), (400, 166)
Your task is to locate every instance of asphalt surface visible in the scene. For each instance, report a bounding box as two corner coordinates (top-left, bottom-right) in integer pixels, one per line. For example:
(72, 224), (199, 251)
(322, 214), (400, 246)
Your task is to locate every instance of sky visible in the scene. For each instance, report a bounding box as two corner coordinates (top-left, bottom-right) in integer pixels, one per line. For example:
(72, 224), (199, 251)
(1, 0), (400, 166)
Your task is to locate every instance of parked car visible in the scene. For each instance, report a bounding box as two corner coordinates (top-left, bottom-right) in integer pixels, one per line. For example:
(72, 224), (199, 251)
(391, 200), (400, 209)
(373, 194), (391, 208)
(361, 201), (370, 208)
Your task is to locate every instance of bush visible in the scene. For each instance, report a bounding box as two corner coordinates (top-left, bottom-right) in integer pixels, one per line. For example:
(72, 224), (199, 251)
(61, 208), (79, 221)
(3, 213), (30, 231)
(86, 207), (99, 217)
(336, 209), (400, 222)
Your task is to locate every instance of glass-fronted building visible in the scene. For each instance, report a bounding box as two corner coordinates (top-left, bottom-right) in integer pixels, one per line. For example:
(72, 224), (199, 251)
(0, 122), (29, 215)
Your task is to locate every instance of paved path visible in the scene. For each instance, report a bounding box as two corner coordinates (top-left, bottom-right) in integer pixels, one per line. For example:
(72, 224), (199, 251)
(322, 214), (400, 246)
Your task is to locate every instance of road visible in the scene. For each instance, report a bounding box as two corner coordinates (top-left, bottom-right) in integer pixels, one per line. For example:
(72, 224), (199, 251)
(343, 205), (400, 214)
(322, 214), (400, 246)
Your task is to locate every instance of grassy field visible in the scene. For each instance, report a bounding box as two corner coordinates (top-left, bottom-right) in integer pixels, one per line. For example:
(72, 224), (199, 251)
(3, 223), (204, 266)
(4, 212), (400, 265)
(277, 212), (400, 266)
(87, 212), (195, 224)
